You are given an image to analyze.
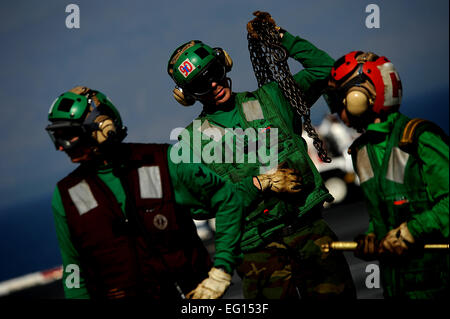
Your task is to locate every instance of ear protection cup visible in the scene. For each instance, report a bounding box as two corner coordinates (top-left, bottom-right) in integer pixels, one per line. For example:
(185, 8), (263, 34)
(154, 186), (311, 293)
(221, 49), (233, 72)
(343, 87), (373, 116)
(214, 48), (233, 72)
(173, 87), (195, 106)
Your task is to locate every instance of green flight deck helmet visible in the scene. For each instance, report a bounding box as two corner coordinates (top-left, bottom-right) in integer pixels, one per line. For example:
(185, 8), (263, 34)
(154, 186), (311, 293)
(167, 40), (233, 106)
(46, 86), (127, 151)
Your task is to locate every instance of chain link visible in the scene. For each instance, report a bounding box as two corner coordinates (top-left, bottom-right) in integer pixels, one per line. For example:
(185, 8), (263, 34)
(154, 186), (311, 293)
(247, 18), (331, 163)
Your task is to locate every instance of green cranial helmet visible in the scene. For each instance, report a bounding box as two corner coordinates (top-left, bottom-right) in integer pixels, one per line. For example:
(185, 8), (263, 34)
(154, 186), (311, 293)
(46, 86), (127, 151)
(168, 41), (218, 86)
(167, 41), (233, 102)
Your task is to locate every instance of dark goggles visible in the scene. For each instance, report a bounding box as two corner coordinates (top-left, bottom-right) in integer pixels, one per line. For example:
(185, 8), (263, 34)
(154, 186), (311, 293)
(184, 59), (226, 96)
(46, 121), (98, 151)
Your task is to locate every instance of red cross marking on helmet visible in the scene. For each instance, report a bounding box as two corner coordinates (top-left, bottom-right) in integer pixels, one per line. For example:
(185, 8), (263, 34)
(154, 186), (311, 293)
(389, 72), (402, 98)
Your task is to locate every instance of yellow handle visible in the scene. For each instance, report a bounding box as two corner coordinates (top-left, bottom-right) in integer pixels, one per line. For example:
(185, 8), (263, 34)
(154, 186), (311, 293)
(424, 244), (449, 249)
(321, 242), (449, 253)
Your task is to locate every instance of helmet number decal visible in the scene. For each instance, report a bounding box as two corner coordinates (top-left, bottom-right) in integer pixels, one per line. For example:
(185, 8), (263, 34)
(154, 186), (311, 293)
(178, 58), (196, 78)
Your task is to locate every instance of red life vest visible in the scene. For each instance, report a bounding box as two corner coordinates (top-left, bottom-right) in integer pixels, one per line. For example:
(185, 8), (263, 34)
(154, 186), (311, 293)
(57, 143), (211, 299)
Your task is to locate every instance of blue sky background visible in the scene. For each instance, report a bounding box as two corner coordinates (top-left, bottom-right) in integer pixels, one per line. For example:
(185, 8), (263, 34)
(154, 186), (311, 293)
(0, 0), (448, 210)
(0, 0), (448, 281)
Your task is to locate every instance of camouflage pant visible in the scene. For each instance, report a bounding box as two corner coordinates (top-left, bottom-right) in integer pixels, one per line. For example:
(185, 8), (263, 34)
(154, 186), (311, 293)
(236, 218), (356, 299)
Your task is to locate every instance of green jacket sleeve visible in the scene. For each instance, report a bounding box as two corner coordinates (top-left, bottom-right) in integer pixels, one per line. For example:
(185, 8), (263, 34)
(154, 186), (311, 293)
(407, 131), (449, 240)
(51, 187), (90, 299)
(167, 146), (247, 274)
(235, 176), (263, 213)
(281, 31), (334, 104)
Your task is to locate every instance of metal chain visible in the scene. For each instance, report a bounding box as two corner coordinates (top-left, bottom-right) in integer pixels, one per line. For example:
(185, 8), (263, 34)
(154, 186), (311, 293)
(247, 18), (331, 163)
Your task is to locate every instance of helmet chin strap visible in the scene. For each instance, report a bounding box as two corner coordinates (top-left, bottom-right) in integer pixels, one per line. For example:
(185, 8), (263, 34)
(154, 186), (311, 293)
(226, 77), (232, 91)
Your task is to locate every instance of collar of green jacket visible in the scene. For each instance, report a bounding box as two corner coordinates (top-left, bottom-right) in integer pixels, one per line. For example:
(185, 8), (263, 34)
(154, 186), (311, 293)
(366, 112), (401, 134)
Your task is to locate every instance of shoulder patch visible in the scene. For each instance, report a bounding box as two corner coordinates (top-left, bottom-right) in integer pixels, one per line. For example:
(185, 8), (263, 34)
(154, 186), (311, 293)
(399, 118), (449, 152)
(399, 118), (428, 148)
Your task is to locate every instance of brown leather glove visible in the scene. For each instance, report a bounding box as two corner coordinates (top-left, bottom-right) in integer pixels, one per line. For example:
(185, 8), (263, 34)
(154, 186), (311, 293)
(254, 163), (302, 193)
(69, 85), (91, 95)
(247, 11), (280, 39)
(379, 222), (415, 256)
(92, 115), (116, 144)
(68, 86), (116, 144)
(69, 85), (101, 107)
(354, 233), (378, 261)
(185, 267), (231, 299)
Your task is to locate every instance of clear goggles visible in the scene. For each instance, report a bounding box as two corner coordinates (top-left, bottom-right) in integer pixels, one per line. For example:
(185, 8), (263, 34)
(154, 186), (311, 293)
(46, 121), (98, 151)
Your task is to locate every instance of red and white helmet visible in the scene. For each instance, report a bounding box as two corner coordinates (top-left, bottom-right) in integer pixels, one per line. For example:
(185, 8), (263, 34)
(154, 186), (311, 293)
(326, 51), (402, 116)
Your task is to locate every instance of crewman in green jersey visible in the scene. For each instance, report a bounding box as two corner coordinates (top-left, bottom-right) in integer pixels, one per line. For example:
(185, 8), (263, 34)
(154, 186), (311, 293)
(325, 51), (449, 298)
(166, 12), (356, 299)
(46, 86), (301, 299)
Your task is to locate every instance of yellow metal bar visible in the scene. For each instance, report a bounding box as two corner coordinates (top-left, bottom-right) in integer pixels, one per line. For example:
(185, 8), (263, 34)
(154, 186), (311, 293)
(321, 242), (449, 253)
(424, 244), (449, 249)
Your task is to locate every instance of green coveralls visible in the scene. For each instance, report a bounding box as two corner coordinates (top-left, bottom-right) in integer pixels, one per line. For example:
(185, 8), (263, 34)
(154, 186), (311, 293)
(351, 112), (449, 298)
(52, 145), (252, 299)
(175, 31), (356, 298)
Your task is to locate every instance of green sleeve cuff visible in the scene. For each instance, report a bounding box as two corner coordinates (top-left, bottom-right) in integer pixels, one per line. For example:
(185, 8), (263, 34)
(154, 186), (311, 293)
(406, 195), (449, 240)
(214, 250), (244, 275)
(407, 211), (449, 241)
(365, 220), (375, 236)
(238, 176), (263, 208)
(213, 260), (233, 275)
(407, 218), (425, 241)
(281, 30), (297, 48)
(245, 176), (262, 198)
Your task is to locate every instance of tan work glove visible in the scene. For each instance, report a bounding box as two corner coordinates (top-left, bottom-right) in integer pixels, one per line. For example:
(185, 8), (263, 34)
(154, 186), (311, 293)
(379, 222), (415, 256)
(254, 163), (302, 193)
(185, 267), (231, 299)
(69, 85), (91, 95)
(92, 115), (116, 144)
(68, 86), (116, 144)
(247, 11), (281, 39)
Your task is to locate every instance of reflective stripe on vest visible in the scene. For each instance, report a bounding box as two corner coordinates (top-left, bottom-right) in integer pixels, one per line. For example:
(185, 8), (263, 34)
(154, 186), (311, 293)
(197, 119), (225, 142)
(386, 146), (409, 184)
(137, 166), (163, 199)
(356, 146), (374, 183)
(68, 179), (98, 215)
(242, 100), (264, 121)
